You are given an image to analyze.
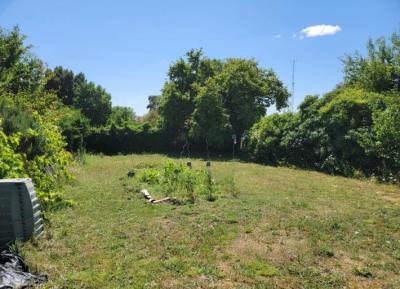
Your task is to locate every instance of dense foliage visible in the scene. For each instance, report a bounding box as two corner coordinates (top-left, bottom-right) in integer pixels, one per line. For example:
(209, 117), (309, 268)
(86, 123), (167, 154)
(0, 27), (135, 208)
(158, 49), (290, 150)
(83, 49), (290, 153)
(247, 32), (400, 182)
(45, 66), (112, 126)
(0, 27), (73, 208)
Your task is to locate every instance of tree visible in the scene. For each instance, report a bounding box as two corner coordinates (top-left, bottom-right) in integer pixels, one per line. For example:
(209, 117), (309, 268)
(159, 49), (222, 141)
(281, 95), (329, 169)
(73, 82), (112, 126)
(0, 26), (73, 207)
(45, 66), (113, 127)
(0, 26), (45, 95)
(158, 49), (289, 148)
(213, 59), (289, 138)
(58, 107), (90, 151)
(108, 106), (136, 127)
(356, 101), (400, 180)
(45, 66), (76, 106)
(247, 112), (296, 164)
(146, 95), (161, 111)
(190, 80), (231, 147)
(342, 31), (400, 93)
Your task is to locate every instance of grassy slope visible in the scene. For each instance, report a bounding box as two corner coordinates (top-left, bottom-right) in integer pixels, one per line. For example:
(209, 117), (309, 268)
(23, 154), (400, 289)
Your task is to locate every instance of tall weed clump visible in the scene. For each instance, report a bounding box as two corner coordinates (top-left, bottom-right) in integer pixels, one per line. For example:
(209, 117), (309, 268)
(202, 169), (217, 202)
(136, 161), (222, 203)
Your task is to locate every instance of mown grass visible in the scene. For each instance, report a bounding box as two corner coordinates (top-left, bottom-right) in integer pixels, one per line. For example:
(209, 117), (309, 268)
(22, 154), (400, 289)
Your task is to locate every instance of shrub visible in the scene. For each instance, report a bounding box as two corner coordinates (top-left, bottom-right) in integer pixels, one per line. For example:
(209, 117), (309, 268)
(138, 168), (161, 185)
(0, 127), (25, 178)
(247, 113), (297, 165)
(0, 27), (73, 209)
(224, 174), (239, 198)
(181, 169), (197, 203)
(247, 88), (400, 181)
(202, 169), (217, 201)
(0, 111), (73, 210)
(85, 123), (168, 154)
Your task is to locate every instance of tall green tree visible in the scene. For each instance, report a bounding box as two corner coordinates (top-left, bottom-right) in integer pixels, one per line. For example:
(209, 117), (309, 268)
(159, 49), (222, 141)
(248, 31), (400, 181)
(158, 49), (289, 148)
(146, 95), (161, 111)
(0, 26), (45, 95)
(190, 81), (231, 147)
(108, 106), (136, 127)
(0, 26), (73, 207)
(342, 31), (400, 93)
(74, 81), (112, 126)
(213, 59), (289, 137)
(45, 66), (112, 127)
(45, 66), (77, 106)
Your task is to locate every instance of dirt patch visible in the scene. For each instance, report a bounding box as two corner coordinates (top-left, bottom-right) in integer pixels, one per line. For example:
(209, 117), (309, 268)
(266, 237), (308, 266)
(227, 235), (266, 259)
(217, 261), (231, 274)
(377, 191), (400, 203)
(348, 278), (385, 289)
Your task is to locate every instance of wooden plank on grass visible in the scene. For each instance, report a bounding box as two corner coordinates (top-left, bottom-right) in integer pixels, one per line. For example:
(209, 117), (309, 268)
(140, 189), (170, 204)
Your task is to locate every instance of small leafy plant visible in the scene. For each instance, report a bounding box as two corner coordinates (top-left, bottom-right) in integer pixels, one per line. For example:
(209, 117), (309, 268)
(353, 267), (373, 279)
(181, 169), (197, 203)
(138, 168), (161, 185)
(225, 174), (239, 198)
(203, 169), (217, 202)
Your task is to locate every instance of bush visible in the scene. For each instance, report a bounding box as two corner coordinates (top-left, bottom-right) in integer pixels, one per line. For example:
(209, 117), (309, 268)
(0, 26), (73, 209)
(357, 102), (400, 182)
(23, 113), (73, 208)
(0, 128), (25, 178)
(247, 88), (400, 182)
(85, 123), (169, 154)
(58, 107), (90, 152)
(247, 112), (297, 165)
(0, 111), (73, 210)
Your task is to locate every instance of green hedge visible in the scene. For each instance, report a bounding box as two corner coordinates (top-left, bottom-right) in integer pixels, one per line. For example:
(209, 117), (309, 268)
(85, 124), (169, 154)
(246, 88), (400, 182)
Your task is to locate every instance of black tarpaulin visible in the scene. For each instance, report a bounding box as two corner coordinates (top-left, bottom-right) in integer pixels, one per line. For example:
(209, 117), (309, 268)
(0, 251), (47, 289)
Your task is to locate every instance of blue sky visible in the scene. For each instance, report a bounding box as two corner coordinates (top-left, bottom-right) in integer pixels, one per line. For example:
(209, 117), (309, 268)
(0, 0), (399, 115)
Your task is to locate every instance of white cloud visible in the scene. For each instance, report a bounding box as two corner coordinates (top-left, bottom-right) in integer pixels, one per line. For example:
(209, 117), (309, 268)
(300, 24), (341, 38)
(274, 34), (282, 38)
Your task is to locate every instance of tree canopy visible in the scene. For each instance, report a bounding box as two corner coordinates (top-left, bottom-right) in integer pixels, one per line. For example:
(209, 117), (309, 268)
(158, 49), (290, 148)
(45, 66), (112, 126)
(342, 31), (400, 93)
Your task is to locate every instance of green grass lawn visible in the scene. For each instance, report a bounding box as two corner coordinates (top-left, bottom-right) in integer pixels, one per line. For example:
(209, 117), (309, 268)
(22, 154), (400, 289)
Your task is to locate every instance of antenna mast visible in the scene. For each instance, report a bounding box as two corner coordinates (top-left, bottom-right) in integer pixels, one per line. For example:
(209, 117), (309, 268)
(290, 59), (295, 113)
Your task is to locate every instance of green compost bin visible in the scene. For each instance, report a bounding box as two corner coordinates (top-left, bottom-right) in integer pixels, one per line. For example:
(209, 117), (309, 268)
(0, 179), (44, 249)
